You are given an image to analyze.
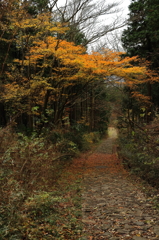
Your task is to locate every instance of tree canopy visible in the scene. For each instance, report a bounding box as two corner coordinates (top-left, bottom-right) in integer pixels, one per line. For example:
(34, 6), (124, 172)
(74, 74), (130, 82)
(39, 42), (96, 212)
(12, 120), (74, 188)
(0, 0), (155, 131)
(122, 0), (159, 69)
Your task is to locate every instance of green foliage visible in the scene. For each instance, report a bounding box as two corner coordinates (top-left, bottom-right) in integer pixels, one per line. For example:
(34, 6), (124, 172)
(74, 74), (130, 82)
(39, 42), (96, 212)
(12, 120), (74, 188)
(0, 126), (84, 240)
(0, 119), (105, 238)
(56, 139), (78, 155)
(118, 127), (159, 188)
(0, 186), (83, 239)
(24, 0), (51, 15)
(122, 0), (159, 108)
(49, 130), (63, 144)
(96, 109), (110, 134)
(122, 0), (159, 62)
(48, 123), (98, 154)
(84, 131), (101, 144)
(64, 124), (90, 151)
(64, 24), (87, 46)
(93, 85), (111, 135)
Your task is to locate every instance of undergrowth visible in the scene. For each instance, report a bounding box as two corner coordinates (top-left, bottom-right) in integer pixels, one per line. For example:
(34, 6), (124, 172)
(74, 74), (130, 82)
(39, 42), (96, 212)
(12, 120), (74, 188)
(1, 176), (83, 239)
(0, 124), (102, 239)
(118, 124), (159, 189)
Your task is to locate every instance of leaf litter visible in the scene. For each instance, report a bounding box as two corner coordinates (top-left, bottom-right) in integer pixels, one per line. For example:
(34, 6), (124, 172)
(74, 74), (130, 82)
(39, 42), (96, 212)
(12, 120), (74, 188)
(68, 127), (159, 240)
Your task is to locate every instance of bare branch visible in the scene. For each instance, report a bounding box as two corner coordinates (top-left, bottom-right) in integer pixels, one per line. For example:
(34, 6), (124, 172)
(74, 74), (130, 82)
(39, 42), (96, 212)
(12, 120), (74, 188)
(53, 0), (126, 47)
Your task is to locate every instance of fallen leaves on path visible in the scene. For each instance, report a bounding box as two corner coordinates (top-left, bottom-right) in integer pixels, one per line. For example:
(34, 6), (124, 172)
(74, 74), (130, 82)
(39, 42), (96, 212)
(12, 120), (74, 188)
(62, 127), (159, 240)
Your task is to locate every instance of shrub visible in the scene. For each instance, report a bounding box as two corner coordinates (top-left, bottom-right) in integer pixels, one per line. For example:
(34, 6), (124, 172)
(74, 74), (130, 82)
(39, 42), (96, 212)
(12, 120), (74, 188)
(118, 130), (159, 188)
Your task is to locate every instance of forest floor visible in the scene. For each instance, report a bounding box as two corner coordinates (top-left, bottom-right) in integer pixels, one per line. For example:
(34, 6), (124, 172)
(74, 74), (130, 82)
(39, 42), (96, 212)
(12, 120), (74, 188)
(2, 117), (159, 239)
(68, 119), (159, 239)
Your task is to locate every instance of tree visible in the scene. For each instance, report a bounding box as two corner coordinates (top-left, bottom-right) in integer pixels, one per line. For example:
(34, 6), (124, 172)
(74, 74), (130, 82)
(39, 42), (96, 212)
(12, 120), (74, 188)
(0, 0), (19, 126)
(121, 0), (159, 121)
(54, 0), (125, 47)
(23, 0), (59, 14)
(122, 0), (159, 66)
(0, 0), (150, 133)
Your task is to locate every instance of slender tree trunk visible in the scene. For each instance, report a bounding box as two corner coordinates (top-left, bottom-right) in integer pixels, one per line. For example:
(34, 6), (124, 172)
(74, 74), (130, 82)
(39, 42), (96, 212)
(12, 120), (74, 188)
(0, 103), (7, 126)
(43, 90), (51, 115)
(90, 88), (95, 131)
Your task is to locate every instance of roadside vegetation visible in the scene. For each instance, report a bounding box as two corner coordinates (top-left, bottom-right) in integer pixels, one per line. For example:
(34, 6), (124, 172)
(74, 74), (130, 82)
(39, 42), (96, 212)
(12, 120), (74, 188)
(0, 118), (105, 239)
(118, 114), (159, 189)
(0, 126), (84, 239)
(118, 0), (159, 191)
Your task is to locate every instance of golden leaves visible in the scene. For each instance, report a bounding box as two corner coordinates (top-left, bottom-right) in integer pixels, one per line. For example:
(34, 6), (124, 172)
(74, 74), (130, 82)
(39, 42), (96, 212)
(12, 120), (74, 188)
(3, 2), (157, 112)
(3, 83), (29, 102)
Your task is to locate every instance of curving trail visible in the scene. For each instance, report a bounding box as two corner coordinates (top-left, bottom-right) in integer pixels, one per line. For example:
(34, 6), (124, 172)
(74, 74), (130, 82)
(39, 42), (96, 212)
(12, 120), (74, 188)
(80, 127), (159, 240)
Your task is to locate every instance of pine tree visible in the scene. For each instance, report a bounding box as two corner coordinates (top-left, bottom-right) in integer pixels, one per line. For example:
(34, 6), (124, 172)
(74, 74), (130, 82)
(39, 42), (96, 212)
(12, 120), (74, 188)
(121, 0), (159, 113)
(122, 0), (159, 69)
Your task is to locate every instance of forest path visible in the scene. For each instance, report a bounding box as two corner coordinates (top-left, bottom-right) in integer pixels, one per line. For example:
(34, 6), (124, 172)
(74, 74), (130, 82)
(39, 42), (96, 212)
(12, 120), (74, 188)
(79, 126), (159, 240)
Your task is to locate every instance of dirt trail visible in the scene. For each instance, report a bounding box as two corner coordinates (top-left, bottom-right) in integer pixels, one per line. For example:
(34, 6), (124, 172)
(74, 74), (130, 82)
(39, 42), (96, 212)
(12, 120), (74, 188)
(81, 127), (159, 240)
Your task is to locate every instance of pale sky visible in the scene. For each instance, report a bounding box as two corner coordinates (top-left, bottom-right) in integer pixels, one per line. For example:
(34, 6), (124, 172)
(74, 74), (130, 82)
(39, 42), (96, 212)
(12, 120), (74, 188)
(56, 0), (131, 15)
(121, 0), (131, 15)
(55, 0), (131, 51)
(56, 0), (131, 26)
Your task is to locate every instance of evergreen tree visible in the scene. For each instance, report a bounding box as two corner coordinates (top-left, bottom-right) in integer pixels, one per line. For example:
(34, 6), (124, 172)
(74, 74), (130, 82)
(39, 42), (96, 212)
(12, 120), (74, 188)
(122, 0), (159, 110)
(23, 0), (51, 15)
(122, 0), (159, 68)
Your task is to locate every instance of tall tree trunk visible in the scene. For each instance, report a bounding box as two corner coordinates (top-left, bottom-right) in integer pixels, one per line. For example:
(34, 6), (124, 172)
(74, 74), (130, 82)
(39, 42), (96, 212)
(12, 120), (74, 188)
(90, 88), (94, 131)
(0, 103), (7, 126)
(43, 90), (51, 116)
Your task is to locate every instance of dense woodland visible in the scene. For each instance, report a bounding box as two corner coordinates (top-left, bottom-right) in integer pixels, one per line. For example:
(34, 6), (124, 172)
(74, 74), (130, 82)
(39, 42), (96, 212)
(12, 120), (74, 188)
(0, 0), (145, 133)
(1, 0), (159, 239)
(119, 0), (159, 188)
